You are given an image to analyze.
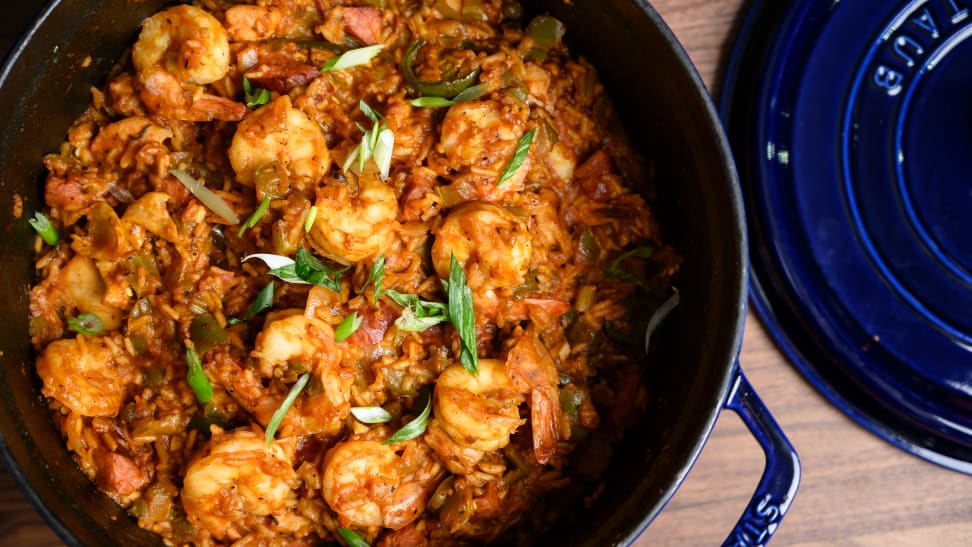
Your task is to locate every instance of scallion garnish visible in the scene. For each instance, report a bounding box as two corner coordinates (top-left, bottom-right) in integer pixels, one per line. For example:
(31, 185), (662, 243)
(361, 253), (385, 302)
(28, 211), (59, 246)
(227, 281), (275, 325)
(67, 313), (104, 335)
(242, 77), (271, 108)
(170, 169), (240, 224)
(265, 372), (310, 446)
(237, 195), (271, 237)
(644, 288), (679, 353)
(409, 83), (490, 108)
(337, 528), (371, 547)
(446, 253), (478, 375)
(344, 100), (395, 180)
(350, 406), (392, 424)
(185, 342), (214, 404)
(496, 127), (536, 187)
(304, 205), (318, 233)
(321, 44), (385, 72)
(335, 312), (363, 342)
(382, 390), (431, 444)
(605, 245), (656, 287)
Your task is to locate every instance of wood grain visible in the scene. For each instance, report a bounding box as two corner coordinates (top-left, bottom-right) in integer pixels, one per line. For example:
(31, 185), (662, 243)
(4, 1), (972, 546)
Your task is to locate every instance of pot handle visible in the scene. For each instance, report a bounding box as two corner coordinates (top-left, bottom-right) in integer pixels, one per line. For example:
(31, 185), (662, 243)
(722, 368), (800, 547)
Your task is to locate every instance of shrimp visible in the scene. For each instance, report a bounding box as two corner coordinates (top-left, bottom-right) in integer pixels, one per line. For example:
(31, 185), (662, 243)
(251, 313), (353, 437)
(432, 359), (524, 454)
(321, 440), (445, 530)
(182, 428), (304, 541)
(36, 334), (137, 417)
(131, 5), (246, 121)
(229, 95), (331, 186)
(438, 98), (531, 200)
(505, 329), (562, 465)
(431, 202), (532, 325)
(132, 5), (230, 86)
(431, 202), (531, 288)
(307, 173), (398, 262)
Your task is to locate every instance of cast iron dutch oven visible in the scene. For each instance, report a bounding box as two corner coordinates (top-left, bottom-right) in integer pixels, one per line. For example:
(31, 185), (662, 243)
(0, 0), (799, 545)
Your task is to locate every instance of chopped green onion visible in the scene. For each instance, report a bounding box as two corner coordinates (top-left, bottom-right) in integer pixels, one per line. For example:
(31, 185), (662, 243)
(227, 281), (275, 325)
(496, 127), (535, 187)
(410, 96), (455, 108)
(185, 343), (214, 404)
(335, 312), (363, 342)
(411, 82), (491, 108)
(402, 40), (481, 98)
(321, 44), (385, 72)
(343, 101), (395, 179)
(605, 245), (656, 287)
(342, 143), (361, 174)
(644, 288), (679, 353)
(242, 77), (271, 108)
(265, 372), (310, 446)
(304, 205), (318, 233)
(350, 406), (392, 424)
(361, 253), (385, 302)
(237, 195), (271, 237)
(383, 390), (431, 444)
(28, 211), (59, 246)
(67, 313), (104, 335)
(170, 169), (240, 224)
(446, 254), (478, 374)
(359, 99), (383, 123)
(337, 528), (371, 547)
(373, 128), (394, 180)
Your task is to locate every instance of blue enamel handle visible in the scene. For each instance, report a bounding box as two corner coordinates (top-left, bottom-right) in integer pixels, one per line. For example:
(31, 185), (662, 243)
(722, 368), (801, 547)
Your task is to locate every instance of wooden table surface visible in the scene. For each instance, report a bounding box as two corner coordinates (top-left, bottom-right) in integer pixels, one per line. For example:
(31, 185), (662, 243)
(4, 1), (972, 546)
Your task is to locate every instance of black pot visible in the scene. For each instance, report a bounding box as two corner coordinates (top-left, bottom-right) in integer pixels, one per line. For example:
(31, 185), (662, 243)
(0, 1), (799, 545)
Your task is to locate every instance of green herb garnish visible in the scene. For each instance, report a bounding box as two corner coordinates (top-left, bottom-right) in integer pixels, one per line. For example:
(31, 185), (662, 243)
(335, 312), (363, 342)
(244, 250), (348, 292)
(605, 246), (656, 287)
(293, 247), (347, 292)
(446, 253), (478, 374)
(237, 195), (271, 237)
(28, 211), (59, 246)
(343, 100), (395, 179)
(383, 390), (431, 444)
(265, 372), (310, 446)
(321, 44), (385, 72)
(185, 343), (214, 405)
(242, 77), (271, 108)
(350, 406), (392, 424)
(385, 290), (449, 331)
(304, 205), (318, 233)
(409, 83), (490, 108)
(496, 127), (536, 187)
(361, 253), (385, 302)
(67, 313), (104, 335)
(227, 281), (275, 325)
(337, 528), (371, 547)
(170, 169), (240, 224)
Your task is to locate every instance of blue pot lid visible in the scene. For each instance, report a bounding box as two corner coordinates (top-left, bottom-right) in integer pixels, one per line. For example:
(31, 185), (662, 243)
(722, 0), (972, 472)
